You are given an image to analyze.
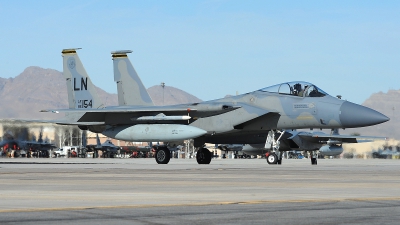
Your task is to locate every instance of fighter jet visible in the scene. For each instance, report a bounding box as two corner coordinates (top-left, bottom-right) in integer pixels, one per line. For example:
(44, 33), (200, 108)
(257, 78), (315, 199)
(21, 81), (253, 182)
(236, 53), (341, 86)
(0, 130), (56, 157)
(85, 133), (120, 157)
(86, 133), (152, 158)
(41, 48), (389, 165)
(217, 144), (245, 152)
(372, 146), (400, 159)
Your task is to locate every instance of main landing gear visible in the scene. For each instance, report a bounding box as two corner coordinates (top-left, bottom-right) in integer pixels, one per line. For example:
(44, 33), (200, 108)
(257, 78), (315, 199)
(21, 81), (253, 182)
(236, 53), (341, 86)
(310, 151), (318, 165)
(155, 146), (170, 164)
(154, 146), (212, 165)
(196, 148), (212, 164)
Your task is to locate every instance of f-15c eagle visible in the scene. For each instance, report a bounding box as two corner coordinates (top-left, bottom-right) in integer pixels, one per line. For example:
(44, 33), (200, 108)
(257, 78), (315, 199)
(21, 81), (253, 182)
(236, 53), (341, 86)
(40, 49), (389, 165)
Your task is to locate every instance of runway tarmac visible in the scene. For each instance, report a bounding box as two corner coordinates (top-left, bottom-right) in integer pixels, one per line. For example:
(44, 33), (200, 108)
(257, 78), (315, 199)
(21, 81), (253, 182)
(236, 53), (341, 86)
(0, 158), (399, 224)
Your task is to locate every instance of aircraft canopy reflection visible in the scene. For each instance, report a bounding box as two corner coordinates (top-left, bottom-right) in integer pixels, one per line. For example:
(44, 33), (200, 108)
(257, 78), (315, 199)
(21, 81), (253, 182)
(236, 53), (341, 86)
(259, 81), (328, 97)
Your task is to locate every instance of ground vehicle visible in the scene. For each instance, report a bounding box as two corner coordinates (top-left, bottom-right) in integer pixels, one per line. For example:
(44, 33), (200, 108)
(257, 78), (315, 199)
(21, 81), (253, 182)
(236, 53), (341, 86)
(54, 146), (80, 157)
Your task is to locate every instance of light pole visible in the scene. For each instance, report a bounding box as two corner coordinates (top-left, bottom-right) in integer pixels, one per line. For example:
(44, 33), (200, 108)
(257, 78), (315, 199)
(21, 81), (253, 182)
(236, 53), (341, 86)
(58, 130), (62, 148)
(161, 82), (165, 105)
(69, 128), (73, 146)
(392, 106), (395, 120)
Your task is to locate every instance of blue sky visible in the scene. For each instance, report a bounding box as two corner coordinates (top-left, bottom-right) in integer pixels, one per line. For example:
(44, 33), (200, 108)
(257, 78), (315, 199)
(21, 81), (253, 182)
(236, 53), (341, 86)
(0, 0), (399, 104)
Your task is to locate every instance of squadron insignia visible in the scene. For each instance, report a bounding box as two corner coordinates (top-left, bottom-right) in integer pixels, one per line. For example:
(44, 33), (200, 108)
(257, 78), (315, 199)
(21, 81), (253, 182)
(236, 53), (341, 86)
(68, 58), (76, 69)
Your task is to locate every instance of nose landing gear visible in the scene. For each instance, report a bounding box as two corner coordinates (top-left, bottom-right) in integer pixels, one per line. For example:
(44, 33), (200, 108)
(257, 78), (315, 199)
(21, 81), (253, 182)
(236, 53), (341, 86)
(265, 130), (285, 165)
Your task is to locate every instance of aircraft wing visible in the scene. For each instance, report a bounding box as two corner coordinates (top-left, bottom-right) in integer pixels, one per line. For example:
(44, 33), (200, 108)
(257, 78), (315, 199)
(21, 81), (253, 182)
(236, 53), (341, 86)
(40, 103), (242, 125)
(11, 118), (105, 126)
(297, 132), (387, 144)
(41, 104), (240, 115)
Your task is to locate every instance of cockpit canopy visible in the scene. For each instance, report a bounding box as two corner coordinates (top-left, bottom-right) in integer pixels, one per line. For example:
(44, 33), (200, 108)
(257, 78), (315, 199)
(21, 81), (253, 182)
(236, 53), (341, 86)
(259, 81), (328, 97)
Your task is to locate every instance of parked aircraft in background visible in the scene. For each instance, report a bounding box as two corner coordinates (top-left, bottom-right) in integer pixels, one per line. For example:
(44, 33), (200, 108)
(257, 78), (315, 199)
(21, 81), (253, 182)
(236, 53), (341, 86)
(372, 149), (400, 159)
(85, 133), (120, 157)
(0, 131), (56, 157)
(217, 144), (244, 152)
(216, 144), (246, 158)
(85, 133), (152, 158)
(40, 49), (389, 165)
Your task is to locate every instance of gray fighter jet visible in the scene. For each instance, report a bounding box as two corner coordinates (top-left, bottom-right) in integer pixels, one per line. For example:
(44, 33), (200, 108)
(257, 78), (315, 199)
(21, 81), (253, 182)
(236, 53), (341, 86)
(41, 49), (389, 165)
(0, 130), (56, 157)
(85, 133), (120, 157)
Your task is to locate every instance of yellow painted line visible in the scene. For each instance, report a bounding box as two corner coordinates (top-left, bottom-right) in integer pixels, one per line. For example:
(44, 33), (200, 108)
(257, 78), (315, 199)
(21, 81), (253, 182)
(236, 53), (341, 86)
(1, 197), (400, 213)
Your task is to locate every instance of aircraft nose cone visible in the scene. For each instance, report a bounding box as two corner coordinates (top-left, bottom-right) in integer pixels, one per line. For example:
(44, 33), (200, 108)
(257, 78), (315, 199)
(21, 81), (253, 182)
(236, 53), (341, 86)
(339, 101), (389, 128)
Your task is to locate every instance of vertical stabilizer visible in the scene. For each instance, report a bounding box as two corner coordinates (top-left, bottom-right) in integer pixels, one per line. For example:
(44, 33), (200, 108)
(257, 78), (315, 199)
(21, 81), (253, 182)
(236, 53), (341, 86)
(62, 48), (104, 109)
(96, 133), (101, 148)
(112, 50), (153, 106)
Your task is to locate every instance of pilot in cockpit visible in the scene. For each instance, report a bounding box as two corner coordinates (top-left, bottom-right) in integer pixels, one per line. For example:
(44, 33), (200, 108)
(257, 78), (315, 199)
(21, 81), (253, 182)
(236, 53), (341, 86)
(293, 83), (302, 96)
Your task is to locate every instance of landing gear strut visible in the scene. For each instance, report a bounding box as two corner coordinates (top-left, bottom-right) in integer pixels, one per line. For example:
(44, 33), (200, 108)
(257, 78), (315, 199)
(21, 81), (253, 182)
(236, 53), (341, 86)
(277, 151), (283, 164)
(311, 151), (318, 165)
(196, 148), (212, 164)
(155, 146), (170, 164)
(265, 130), (285, 165)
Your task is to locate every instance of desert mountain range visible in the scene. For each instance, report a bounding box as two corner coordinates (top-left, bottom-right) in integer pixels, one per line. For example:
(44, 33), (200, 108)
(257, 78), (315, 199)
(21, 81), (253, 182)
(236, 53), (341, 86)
(0, 66), (398, 139)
